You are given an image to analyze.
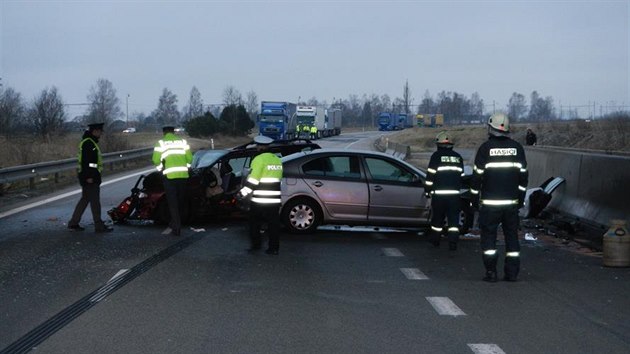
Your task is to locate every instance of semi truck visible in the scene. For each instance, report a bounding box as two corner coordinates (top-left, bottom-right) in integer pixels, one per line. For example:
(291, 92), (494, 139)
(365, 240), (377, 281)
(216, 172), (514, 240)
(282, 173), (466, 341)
(327, 108), (342, 136)
(378, 112), (403, 131)
(257, 101), (297, 140)
(296, 106), (323, 139)
(419, 113), (445, 128)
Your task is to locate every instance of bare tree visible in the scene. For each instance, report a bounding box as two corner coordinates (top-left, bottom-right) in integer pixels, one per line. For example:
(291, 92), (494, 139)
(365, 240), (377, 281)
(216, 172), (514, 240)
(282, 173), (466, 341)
(86, 78), (122, 127)
(222, 86), (243, 106)
(153, 88), (180, 126)
(507, 92), (527, 121)
(245, 90), (259, 120)
(418, 90), (434, 114)
(28, 86), (66, 141)
(182, 86), (204, 122)
(469, 92), (484, 120)
(0, 87), (24, 136)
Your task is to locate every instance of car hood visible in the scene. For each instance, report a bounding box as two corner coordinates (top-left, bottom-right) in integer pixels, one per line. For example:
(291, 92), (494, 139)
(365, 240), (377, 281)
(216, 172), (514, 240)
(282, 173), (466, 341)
(192, 149), (230, 169)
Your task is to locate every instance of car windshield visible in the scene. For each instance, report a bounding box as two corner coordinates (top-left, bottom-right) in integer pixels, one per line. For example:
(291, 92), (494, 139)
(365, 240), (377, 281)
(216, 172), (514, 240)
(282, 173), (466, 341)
(192, 149), (230, 169)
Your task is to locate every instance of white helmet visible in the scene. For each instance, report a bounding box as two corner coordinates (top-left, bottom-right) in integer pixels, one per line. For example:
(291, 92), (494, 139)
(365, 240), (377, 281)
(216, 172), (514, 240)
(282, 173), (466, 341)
(488, 113), (510, 133)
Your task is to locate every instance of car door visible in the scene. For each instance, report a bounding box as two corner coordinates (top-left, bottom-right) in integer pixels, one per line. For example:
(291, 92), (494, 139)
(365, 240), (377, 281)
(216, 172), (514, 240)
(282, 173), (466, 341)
(300, 154), (369, 221)
(363, 156), (429, 225)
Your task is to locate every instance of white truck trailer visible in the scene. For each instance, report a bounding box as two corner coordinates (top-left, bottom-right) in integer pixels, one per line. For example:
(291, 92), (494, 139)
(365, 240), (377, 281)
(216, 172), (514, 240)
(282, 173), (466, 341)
(327, 108), (342, 136)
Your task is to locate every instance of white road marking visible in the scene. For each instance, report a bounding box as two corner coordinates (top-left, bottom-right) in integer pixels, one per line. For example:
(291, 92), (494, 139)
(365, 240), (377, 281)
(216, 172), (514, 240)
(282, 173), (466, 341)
(382, 247), (404, 257)
(108, 269), (129, 283)
(0, 169), (153, 220)
(468, 344), (506, 354)
(426, 297), (466, 316)
(400, 268), (429, 280)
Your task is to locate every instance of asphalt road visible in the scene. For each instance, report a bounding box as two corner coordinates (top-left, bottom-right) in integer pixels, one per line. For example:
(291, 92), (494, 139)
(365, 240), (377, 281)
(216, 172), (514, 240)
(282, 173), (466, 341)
(1, 131), (629, 354)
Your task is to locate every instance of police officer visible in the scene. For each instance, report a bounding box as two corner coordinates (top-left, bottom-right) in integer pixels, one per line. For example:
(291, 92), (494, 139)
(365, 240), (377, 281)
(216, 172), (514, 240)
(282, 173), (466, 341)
(424, 131), (464, 250)
(152, 126), (193, 236)
(68, 122), (113, 233)
(239, 135), (283, 255)
(310, 125), (317, 140)
(471, 113), (528, 282)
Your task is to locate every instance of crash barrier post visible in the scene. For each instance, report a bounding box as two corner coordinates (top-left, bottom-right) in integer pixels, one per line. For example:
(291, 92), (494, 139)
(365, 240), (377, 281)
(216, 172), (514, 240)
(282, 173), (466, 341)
(603, 220), (630, 267)
(525, 146), (630, 231)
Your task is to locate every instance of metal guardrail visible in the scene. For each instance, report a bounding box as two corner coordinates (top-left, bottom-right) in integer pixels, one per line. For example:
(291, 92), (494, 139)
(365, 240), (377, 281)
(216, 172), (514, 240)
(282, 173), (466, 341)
(0, 147), (153, 187)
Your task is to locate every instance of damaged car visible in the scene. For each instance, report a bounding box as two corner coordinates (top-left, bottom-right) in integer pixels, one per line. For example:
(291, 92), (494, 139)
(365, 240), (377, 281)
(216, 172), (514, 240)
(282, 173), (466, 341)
(108, 139), (321, 224)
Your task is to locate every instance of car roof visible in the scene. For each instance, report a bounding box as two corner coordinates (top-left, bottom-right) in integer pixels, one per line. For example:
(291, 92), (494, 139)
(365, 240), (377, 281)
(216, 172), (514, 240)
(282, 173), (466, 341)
(232, 138), (320, 151)
(281, 148), (426, 176)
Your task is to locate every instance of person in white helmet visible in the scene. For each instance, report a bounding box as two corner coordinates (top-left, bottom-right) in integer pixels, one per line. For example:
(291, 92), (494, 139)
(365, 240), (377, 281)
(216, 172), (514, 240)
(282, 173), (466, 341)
(471, 113), (528, 282)
(424, 131), (464, 250)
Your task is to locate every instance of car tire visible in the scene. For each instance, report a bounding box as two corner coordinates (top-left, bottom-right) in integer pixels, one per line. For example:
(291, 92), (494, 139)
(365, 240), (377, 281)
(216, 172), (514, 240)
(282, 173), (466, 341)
(282, 198), (322, 234)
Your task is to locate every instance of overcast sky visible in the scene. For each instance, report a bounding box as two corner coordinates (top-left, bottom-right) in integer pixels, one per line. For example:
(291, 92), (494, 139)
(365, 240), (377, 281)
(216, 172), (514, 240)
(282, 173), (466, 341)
(1, 0), (628, 118)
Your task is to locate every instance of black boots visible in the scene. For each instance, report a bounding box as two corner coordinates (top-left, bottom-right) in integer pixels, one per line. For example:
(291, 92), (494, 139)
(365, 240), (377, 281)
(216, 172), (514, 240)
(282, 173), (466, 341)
(483, 271), (498, 282)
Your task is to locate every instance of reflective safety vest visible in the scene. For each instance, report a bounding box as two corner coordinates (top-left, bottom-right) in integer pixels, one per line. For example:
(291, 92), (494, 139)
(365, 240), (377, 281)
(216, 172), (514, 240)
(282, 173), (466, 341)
(310, 126), (317, 134)
(296, 124), (301, 132)
(302, 125), (310, 132)
(239, 152), (283, 205)
(78, 137), (102, 173)
(152, 133), (193, 179)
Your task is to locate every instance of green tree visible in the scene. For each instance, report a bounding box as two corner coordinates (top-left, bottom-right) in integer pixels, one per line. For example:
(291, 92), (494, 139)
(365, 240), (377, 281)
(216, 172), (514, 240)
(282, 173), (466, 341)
(219, 104), (254, 136)
(185, 112), (222, 138)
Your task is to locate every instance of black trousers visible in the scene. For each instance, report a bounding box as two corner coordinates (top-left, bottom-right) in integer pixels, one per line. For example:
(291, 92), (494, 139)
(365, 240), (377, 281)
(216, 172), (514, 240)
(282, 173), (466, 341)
(163, 177), (187, 233)
(479, 205), (521, 277)
(249, 204), (281, 251)
(69, 182), (105, 229)
(429, 195), (461, 243)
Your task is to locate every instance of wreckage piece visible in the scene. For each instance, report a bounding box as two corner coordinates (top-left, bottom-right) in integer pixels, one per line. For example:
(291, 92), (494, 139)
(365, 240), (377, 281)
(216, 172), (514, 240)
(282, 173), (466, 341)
(521, 177), (566, 219)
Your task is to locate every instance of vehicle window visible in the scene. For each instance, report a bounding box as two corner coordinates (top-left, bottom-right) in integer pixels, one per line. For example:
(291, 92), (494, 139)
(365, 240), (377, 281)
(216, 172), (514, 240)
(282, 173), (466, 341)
(365, 157), (414, 182)
(302, 156), (360, 178)
(228, 157), (249, 176)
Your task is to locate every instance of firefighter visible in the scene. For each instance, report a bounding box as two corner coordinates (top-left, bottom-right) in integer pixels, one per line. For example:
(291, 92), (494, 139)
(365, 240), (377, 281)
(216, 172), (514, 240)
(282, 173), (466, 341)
(471, 113), (528, 282)
(68, 122), (113, 233)
(152, 126), (193, 236)
(310, 125), (318, 139)
(424, 131), (464, 250)
(238, 135), (283, 255)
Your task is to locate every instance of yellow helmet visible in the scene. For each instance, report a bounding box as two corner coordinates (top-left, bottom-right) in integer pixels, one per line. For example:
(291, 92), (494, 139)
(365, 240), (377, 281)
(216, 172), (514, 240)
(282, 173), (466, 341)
(435, 131), (453, 145)
(488, 113), (510, 132)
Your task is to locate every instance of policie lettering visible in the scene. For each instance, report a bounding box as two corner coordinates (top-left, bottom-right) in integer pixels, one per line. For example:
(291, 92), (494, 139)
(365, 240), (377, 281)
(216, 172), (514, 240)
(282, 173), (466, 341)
(489, 148), (517, 156)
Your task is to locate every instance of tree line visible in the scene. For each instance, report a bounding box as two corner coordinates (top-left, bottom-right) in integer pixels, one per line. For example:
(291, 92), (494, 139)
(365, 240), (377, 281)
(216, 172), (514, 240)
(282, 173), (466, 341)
(0, 77), (601, 141)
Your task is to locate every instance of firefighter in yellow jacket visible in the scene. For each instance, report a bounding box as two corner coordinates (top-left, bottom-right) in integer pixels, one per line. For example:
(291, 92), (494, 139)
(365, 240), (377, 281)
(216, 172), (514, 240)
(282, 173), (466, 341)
(239, 135), (283, 255)
(152, 126), (193, 236)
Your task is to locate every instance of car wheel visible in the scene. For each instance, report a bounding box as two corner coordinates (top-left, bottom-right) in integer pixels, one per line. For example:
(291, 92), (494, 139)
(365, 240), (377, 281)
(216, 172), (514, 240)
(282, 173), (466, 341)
(282, 198), (321, 234)
(155, 197), (170, 225)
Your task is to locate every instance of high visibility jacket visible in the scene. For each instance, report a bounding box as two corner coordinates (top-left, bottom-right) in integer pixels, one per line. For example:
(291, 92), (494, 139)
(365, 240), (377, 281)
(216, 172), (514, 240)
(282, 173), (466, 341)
(239, 152), (283, 205)
(471, 135), (528, 206)
(302, 125), (310, 132)
(310, 126), (317, 134)
(77, 132), (103, 184)
(424, 146), (463, 196)
(152, 133), (193, 180)
(296, 124), (301, 132)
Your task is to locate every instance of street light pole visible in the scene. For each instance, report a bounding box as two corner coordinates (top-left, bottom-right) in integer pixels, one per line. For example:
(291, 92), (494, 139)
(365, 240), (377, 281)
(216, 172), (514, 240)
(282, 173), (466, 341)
(126, 94), (130, 127)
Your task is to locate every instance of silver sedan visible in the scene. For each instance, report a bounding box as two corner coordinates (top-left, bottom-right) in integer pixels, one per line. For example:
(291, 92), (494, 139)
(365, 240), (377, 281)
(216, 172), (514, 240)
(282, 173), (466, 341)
(280, 149), (436, 234)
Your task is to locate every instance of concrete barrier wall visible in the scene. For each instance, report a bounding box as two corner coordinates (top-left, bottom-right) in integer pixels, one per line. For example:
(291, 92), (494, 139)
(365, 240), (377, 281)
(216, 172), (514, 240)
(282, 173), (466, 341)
(525, 147), (630, 227)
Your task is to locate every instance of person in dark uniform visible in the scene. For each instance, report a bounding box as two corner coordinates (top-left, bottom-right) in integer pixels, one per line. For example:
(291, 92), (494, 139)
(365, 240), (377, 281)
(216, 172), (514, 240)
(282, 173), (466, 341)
(525, 128), (537, 146)
(68, 122), (113, 233)
(424, 131), (464, 250)
(471, 113), (528, 282)
(152, 126), (193, 237)
(238, 135), (283, 255)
